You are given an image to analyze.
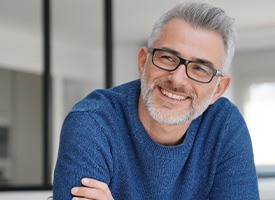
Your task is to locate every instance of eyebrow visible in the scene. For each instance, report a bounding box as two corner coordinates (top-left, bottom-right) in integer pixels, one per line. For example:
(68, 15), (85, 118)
(159, 46), (216, 68)
(160, 47), (180, 56)
(194, 58), (215, 68)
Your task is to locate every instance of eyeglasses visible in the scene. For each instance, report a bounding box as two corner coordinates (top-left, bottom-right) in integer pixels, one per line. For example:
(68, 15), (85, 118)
(151, 48), (224, 84)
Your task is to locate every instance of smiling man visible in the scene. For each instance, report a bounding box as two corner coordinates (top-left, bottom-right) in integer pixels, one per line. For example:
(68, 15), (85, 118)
(137, 18), (228, 146)
(53, 2), (259, 200)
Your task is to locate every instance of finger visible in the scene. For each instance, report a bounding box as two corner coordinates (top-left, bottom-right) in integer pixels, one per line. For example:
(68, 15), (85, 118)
(81, 178), (113, 199)
(71, 187), (106, 199)
(72, 197), (93, 200)
(81, 178), (108, 190)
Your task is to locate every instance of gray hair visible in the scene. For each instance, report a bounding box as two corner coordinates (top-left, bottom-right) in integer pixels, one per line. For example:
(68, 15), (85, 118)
(147, 1), (237, 72)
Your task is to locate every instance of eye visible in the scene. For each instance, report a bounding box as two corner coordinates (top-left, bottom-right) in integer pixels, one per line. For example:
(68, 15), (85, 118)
(158, 52), (178, 64)
(189, 64), (212, 76)
(193, 65), (207, 73)
(162, 55), (176, 62)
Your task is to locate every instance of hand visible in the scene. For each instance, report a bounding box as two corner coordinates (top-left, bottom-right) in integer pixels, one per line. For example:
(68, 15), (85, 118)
(71, 178), (114, 200)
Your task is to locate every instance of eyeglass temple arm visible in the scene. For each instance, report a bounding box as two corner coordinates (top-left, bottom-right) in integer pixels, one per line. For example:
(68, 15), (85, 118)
(216, 70), (225, 77)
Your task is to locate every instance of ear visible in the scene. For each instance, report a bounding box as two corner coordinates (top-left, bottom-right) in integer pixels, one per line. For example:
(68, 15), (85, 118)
(210, 76), (231, 104)
(138, 47), (149, 78)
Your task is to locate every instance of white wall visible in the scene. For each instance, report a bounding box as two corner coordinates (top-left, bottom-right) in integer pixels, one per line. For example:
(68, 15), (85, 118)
(259, 178), (275, 200)
(114, 41), (141, 85)
(0, 191), (52, 200)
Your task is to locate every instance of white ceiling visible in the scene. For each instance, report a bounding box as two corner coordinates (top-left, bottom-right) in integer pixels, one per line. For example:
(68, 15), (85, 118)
(114, 0), (275, 41)
(1, 0), (275, 48)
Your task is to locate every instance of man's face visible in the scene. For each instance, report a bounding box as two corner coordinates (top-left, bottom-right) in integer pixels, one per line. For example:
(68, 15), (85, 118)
(138, 19), (229, 125)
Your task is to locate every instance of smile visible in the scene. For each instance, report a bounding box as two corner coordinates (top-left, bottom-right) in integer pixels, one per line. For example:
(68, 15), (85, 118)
(160, 88), (187, 101)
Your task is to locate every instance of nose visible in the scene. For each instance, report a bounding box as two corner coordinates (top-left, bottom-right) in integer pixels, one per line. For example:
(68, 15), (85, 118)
(167, 64), (189, 86)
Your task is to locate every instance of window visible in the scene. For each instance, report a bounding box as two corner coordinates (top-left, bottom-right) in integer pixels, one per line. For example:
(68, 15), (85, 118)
(0, 0), (105, 190)
(244, 83), (275, 166)
(233, 48), (275, 177)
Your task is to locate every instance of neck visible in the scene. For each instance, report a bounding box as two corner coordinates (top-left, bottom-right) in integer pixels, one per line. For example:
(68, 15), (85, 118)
(138, 96), (191, 146)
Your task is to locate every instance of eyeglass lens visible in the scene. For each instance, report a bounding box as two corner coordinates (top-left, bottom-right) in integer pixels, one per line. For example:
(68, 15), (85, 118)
(153, 50), (215, 83)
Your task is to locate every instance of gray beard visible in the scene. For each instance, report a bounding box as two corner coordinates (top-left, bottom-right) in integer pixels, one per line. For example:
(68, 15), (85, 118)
(140, 72), (219, 125)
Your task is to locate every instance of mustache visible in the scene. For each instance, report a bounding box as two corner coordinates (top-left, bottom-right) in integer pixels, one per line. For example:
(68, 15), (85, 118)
(152, 80), (197, 99)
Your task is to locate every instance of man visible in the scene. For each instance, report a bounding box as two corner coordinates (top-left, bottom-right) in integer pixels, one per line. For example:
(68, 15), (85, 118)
(53, 2), (260, 199)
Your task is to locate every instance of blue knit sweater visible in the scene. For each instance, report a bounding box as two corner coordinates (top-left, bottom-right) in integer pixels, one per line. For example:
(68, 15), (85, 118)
(53, 80), (259, 199)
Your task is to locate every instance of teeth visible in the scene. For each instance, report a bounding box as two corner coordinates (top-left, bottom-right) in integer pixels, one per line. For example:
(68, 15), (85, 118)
(161, 88), (186, 100)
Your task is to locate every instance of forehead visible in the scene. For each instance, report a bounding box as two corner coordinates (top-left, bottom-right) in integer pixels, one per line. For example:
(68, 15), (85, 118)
(155, 18), (225, 69)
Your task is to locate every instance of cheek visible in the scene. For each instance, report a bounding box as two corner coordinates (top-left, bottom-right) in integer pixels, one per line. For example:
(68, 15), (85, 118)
(193, 84), (216, 100)
(142, 65), (163, 83)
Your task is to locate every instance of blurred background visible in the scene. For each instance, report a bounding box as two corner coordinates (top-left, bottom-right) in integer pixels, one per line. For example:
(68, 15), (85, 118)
(0, 0), (274, 199)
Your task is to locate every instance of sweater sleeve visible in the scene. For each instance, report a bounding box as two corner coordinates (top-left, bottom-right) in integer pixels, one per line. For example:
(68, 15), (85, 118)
(209, 106), (260, 200)
(53, 111), (114, 200)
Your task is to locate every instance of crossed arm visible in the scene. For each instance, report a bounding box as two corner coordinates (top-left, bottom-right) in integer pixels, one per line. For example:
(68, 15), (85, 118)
(71, 178), (114, 200)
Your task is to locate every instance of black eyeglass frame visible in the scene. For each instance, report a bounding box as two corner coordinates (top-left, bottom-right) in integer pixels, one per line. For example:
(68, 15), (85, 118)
(151, 48), (225, 84)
